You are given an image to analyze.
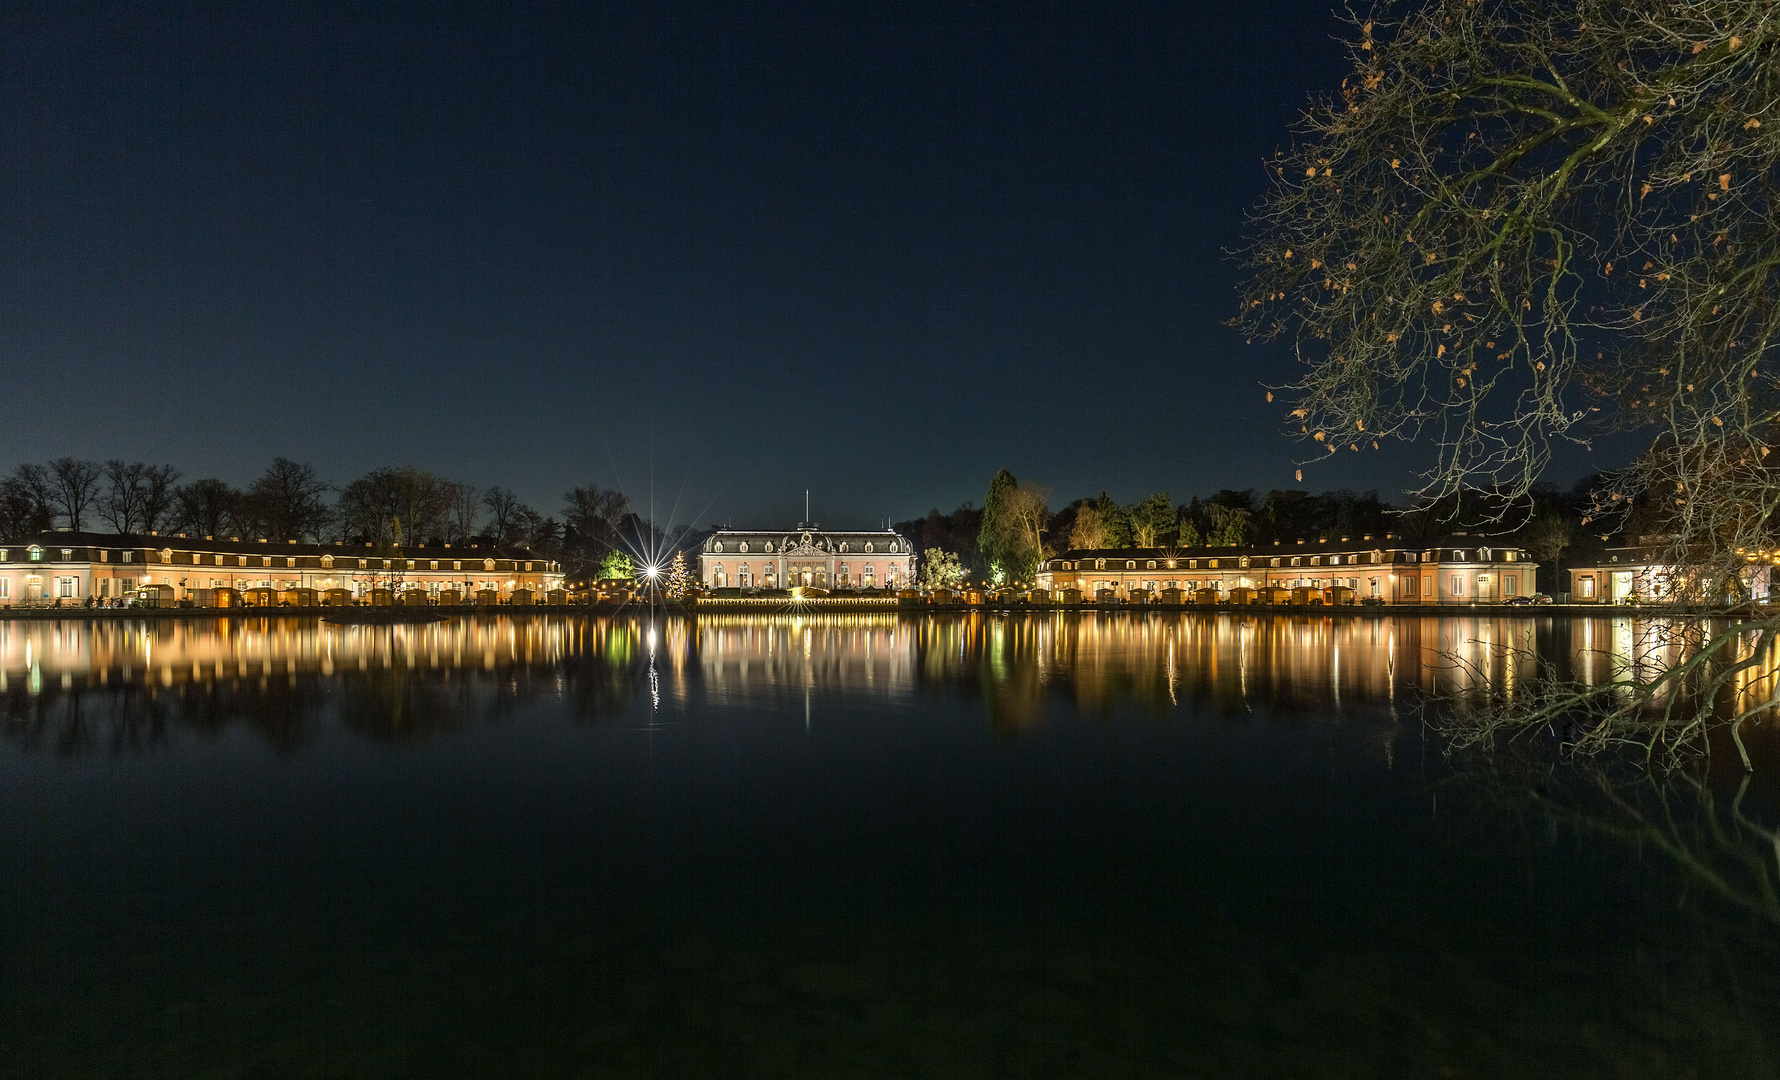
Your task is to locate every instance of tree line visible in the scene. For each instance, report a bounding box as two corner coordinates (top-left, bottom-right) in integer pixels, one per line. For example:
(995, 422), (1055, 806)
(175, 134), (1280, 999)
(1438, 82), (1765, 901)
(899, 469), (1606, 590)
(0, 457), (645, 577)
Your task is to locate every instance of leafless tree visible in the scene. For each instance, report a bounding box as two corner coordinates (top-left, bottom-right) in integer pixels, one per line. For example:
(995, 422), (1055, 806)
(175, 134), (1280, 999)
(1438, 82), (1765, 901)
(562, 484), (630, 554)
(244, 459), (332, 542)
(0, 464), (55, 540)
(100, 460), (147, 534)
(47, 458), (101, 531)
(443, 481), (479, 543)
(1237, 1), (1780, 767)
(1068, 503), (1108, 550)
(481, 486), (520, 543)
(173, 479), (243, 538)
(139, 465), (181, 534)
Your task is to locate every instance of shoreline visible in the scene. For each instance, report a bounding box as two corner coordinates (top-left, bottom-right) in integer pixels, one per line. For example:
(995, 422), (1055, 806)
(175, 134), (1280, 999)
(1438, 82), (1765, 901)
(0, 601), (1741, 620)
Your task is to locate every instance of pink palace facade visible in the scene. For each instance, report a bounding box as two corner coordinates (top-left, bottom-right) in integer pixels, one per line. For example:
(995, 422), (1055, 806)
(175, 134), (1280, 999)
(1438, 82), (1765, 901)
(700, 525), (913, 591)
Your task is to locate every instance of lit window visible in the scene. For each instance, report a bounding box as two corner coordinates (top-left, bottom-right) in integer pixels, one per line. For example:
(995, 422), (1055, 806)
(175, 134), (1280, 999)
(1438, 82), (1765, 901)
(1451, 575), (1465, 595)
(28, 547), (42, 561)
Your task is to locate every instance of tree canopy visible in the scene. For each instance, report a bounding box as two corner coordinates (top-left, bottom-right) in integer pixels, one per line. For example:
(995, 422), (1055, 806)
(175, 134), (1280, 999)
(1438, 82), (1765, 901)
(1237, 0), (1780, 597)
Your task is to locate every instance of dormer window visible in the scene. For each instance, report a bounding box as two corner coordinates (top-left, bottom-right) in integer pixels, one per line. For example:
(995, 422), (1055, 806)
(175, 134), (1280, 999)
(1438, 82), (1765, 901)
(739, 541), (749, 553)
(1096, 559), (1106, 570)
(713, 541), (724, 553)
(321, 555), (334, 568)
(865, 542), (874, 553)
(484, 559), (495, 571)
(1453, 550), (1466, 561)
(161, 548), (174, 563)
(764, 541), (774, 552)
(1147, 560), (1157, 570)
(840, 543), (848, 553)
(62, 548), (73, 560)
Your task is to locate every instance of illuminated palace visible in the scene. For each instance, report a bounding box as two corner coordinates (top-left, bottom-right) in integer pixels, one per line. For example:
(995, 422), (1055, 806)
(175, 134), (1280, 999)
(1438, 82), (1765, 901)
(700, 524), (913, 590)
(1037, 534), (1538, 603)
(0, 531), (562, 606)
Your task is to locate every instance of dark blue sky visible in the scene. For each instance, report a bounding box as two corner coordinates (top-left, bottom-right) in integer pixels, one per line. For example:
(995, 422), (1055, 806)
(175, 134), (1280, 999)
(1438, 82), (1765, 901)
(1, 1), (1522, 530)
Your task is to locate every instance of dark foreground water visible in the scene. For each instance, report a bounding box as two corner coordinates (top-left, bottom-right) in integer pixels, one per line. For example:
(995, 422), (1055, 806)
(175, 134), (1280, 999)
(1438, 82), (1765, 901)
(1, 613), (1777, 1078)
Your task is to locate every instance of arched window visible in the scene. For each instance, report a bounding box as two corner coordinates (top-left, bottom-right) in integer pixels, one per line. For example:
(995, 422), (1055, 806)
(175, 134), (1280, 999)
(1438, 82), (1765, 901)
(840, 542), (848, 553)
(738, 541), (749, 553)
(713, 541), (724, 553)
(321, 555), (334, 568)
(865, 542), (874, 553)
(1147, 560), (1157, 570)
(764, 541), (774, 552)
(1096, 559), (1106, 570)
(484, 559), (495, 571)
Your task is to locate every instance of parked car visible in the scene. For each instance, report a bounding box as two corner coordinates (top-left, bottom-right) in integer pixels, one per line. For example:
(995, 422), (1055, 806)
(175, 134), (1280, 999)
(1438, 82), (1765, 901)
(1359, 596), (1386, 606)
(1504, 593), (1554, 606)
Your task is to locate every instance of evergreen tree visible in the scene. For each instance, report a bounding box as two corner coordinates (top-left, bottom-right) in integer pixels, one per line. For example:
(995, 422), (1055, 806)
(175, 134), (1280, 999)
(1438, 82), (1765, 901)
(978, 469), (1018, 577)
(665, 551), (690, 598)
(1093, 492), (1132, 548)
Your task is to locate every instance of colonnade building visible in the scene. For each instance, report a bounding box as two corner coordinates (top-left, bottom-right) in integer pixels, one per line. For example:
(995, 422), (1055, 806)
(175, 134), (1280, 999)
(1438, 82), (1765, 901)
(0, 531), (562, 606)
(1037, 534), (1537, 603)
(700, 525), (913, 591)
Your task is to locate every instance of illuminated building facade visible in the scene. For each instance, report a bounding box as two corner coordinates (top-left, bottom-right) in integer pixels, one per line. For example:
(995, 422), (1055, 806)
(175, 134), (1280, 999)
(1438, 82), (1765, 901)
(700, 525), (913, 590)
(1568, 541), (1774, 603)
(1038, 534), (1537, 603)
(0, 531), (562, 606)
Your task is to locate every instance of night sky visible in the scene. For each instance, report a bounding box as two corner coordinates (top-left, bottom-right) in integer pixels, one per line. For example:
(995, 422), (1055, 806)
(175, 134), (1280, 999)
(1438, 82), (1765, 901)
(4, 1), (1478, 530)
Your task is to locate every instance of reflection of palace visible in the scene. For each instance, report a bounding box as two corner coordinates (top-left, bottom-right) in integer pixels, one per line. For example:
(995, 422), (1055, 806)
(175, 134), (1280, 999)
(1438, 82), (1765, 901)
(700, 523), (912, 591)
(695, 615), (915, 702)
(1039, 534), (1537, 603)
(0, 531), (562, 606)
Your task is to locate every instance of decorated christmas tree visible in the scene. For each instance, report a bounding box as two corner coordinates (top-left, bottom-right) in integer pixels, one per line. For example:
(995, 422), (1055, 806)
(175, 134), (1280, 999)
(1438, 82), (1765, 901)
(665, 550), (690, 599)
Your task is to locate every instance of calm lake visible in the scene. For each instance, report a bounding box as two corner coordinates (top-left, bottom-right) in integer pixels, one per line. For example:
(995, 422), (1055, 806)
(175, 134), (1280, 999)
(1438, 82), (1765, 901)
(2, 612), (1776, 1078)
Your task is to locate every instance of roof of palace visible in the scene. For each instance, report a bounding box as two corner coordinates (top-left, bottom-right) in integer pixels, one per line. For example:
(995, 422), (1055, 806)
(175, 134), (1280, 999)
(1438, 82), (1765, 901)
(1049, 534), (1530, 564)
(5, 530), (543, 561)
(702, 525), (910, 555)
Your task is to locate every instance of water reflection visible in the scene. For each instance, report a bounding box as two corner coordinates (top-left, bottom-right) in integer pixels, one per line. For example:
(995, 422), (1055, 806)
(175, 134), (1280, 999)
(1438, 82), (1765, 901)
(2, 613), (1775, 754)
